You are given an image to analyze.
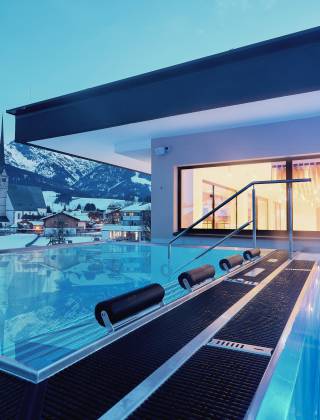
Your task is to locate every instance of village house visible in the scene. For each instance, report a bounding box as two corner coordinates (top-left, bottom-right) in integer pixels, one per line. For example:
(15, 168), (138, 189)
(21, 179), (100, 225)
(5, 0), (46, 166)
(6, 185), (47, 225)
(42, 211), (89, 236)
(102, 202), (151, 241)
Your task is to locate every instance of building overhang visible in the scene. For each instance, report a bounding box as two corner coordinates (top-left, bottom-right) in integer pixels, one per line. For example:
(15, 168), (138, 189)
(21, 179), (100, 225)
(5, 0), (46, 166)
(7, 26), (320, 173)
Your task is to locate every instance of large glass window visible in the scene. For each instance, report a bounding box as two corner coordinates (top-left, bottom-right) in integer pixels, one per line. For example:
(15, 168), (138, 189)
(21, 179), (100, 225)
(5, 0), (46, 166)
(180, 160), (287, 232)
(293, 158), (320, 231)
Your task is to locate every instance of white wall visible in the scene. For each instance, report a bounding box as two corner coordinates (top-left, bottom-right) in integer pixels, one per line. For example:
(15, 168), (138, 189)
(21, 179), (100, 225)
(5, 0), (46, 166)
(6, 196), (14, 224)
(151, 115), (320, 250)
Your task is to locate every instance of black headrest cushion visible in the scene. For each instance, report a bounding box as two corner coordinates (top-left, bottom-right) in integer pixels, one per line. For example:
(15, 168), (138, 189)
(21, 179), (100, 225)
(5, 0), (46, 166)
(219, 254), (244, 271)
(243, 248), (261, 260)
(178, 264), (215, 289)
(95, 283), (165, 326)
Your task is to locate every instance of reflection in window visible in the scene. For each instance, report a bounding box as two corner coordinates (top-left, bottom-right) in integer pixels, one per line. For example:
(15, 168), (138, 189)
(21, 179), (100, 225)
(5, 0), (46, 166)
(180, 161), (287, 231)
(293, 158), (320, 231)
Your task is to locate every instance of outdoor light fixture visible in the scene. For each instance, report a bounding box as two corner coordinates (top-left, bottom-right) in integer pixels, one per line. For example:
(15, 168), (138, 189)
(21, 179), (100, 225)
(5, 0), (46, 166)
(154, 146), (169, 156)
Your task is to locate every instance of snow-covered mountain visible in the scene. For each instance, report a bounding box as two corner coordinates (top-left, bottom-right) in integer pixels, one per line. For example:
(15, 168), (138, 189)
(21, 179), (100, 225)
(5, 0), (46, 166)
(5, 142), (151, 200)
(5, 142), (96, 186)
(74, 164), (151, 200)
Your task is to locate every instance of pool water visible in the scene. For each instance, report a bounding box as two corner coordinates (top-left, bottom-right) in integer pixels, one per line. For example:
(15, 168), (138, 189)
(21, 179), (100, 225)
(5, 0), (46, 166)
(0, 242), (236, 381)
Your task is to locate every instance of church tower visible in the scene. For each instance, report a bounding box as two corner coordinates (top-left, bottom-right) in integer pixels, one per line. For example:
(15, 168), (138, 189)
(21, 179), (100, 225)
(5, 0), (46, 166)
(0, 116), (8, 220)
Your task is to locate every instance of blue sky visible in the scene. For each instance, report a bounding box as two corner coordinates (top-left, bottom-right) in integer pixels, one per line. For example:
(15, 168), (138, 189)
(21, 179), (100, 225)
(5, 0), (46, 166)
(1, 0), (320, 142)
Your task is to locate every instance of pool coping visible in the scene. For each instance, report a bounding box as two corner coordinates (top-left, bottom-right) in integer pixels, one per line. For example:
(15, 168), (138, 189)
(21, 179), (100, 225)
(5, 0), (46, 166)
(0, 238), (272, 255)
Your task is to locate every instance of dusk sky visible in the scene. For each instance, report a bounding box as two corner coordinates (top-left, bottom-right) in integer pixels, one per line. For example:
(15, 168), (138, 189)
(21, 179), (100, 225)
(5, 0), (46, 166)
(2, 0), (320, 142)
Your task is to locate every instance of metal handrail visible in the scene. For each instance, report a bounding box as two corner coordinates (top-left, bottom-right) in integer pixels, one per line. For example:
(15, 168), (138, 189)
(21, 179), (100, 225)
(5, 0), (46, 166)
(168, 177), (311, 260)
(172, 220), (252, 276)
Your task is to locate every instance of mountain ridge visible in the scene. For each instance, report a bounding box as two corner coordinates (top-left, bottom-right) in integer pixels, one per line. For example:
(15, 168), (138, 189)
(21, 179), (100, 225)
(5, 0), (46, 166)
(4, 142), (151, 201)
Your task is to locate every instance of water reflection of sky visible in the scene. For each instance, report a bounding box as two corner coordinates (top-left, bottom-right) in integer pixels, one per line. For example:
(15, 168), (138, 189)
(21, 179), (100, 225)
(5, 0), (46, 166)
(0, 243), (234, 374)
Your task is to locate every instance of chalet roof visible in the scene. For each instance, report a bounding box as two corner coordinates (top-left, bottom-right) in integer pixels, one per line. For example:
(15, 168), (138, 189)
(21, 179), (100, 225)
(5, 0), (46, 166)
(7, 185), (46, 211)
(41, 211), (80, 221)
(65, 211), (90, 222)
(121, 203), (151, 212)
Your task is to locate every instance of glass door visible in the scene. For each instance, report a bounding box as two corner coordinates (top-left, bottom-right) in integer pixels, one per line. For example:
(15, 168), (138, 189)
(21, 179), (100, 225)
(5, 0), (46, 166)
(293, 158), (320, 231)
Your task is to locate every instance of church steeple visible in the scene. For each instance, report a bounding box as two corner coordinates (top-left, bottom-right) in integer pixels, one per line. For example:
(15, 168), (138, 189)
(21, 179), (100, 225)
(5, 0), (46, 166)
(0, 116), (5, 174)
(0, 115), (8, 222)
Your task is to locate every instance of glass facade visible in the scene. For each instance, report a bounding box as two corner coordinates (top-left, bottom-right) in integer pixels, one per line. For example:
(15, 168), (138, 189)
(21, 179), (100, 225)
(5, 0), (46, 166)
(293, 158), (320, 231)
(180, 158), (320, 234)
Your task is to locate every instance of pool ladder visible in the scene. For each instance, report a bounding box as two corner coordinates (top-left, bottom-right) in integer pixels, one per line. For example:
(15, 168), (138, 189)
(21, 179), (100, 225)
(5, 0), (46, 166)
(168, 178), (311, 267)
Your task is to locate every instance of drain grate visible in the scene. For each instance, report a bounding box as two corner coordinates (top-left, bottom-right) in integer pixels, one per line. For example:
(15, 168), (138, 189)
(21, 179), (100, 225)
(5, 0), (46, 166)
(286, 260), (315, 270)
(207, 338), (273, 357)
(129, 347), (270, 420)
(225, 278), (258, 286)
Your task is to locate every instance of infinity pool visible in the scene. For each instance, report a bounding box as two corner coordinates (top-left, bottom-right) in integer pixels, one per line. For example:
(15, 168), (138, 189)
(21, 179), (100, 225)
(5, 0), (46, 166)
(0, 242), (236, 382)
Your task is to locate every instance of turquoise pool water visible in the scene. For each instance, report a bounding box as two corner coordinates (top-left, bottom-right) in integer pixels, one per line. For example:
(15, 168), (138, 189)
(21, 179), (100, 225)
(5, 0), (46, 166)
(0, 242), (236, 381)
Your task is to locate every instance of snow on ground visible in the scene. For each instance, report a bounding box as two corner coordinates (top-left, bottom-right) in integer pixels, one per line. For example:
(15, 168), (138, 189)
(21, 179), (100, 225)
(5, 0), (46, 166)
(131, 172), (151, 188)
(43, 191), (127, 212)
(0, 234), (37, 250)
(34, 237), (48, 247)
(65, 236), (101, 244)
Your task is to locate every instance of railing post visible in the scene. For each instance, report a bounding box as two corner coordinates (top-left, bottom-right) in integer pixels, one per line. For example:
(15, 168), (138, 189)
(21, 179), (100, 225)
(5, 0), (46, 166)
(252, 185), (257, 248)
(168, 243), (171, 260)
(288, 182), (293, 259)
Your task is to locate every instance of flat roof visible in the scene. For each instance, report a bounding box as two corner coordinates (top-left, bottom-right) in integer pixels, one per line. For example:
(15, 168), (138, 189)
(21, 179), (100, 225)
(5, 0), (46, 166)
(7, 26), (320, 118)
(7, 26), (320, 172)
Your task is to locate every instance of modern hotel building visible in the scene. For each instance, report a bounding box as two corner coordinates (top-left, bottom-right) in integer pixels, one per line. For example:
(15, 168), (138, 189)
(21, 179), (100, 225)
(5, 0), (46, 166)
(8, 26), (320, 251)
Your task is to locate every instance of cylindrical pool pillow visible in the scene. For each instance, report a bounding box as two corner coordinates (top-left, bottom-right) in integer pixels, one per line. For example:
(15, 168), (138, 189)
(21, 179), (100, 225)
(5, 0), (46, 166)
(219, 254), (244, 271)
(95, 283), (165, 327)
(243, 248), (261, 261)
(178, 264), (215, 289)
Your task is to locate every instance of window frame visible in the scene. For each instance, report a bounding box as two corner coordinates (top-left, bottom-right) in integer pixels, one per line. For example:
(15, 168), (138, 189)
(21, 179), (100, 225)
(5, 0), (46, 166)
(177, 155), (320, 238)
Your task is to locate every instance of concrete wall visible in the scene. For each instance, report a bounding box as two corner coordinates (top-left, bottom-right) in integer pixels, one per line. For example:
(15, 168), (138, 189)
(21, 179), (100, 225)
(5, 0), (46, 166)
(151, 115), (320, 251)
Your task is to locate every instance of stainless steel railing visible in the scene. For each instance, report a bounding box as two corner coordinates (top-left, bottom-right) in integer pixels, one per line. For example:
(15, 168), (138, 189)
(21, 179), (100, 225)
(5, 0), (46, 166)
(168, 178), (311, 262)
(172, 220), (252, 276)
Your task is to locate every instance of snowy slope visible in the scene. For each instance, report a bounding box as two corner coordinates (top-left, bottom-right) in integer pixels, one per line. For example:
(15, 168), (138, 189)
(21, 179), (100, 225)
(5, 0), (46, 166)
(43, 191), (127, 213)
(5, 142), (96, 185)
(5, 142), (151, 200)
(74, 166), (151, 200)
